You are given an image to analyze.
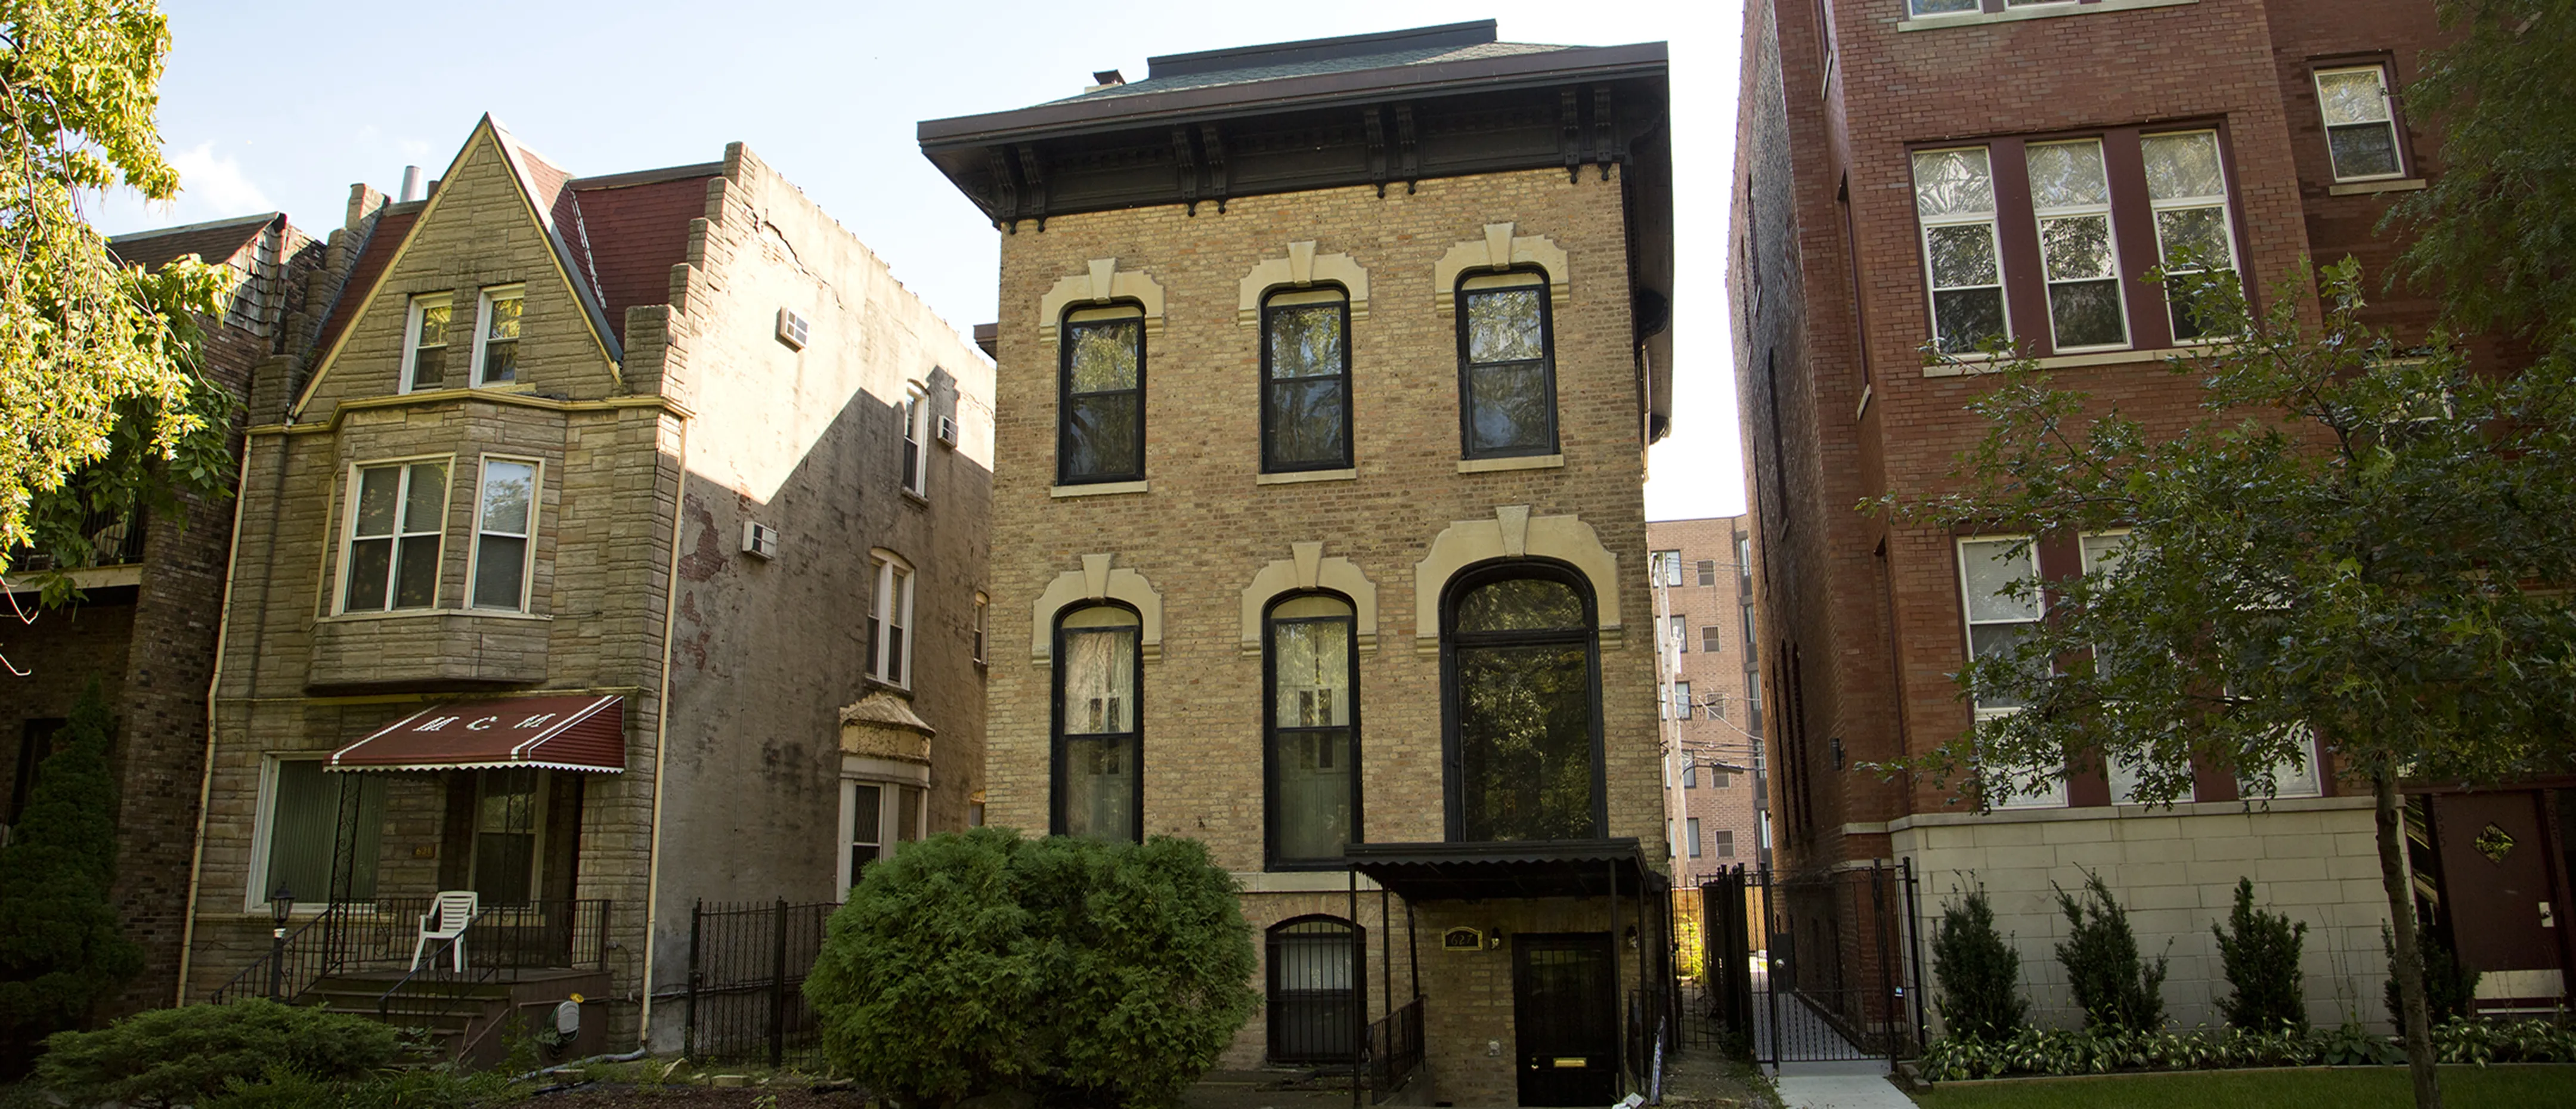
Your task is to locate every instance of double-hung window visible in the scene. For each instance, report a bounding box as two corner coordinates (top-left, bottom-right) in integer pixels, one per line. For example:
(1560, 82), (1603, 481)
(1059, 306), (1145, 484)
(1668, 614), (1689, 653)
(1685, 816), (1703, 857)
(2027, 140), (2127, 351)
(840, 779), (924, 894)
(1654, 550), (1684, 587)
(1702, 626), (1724, 653)
(900, 386), (930, 496)
(2315, 65), (2405, 181)
(867, 553), (915, 687)
(1456, 271), (1556, 459)
(1912, 147), (2008, 354)
(342, 460), (447, 612)
(1674, 680), (1693, 719)
(1262, 289), (1352, 472)
(469, 458), (537, 611)
(402, 293), (453, 391)
(473, 286), (523, 385)
(2143, 131), (2240, 341)
(258, 758), (383, 905)
(1055, 604), (1142, 841)
(1958, 537), (2064, 808)
(1266, 594), (1359, 867)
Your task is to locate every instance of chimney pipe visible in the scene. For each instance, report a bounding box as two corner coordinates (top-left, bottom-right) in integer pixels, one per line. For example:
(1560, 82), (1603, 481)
(399, 166), (422, 203)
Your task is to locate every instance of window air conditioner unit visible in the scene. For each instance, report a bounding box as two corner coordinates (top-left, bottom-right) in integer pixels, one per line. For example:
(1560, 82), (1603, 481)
(936, 414), (959, 446)
(742, 521), (779, 560)
(775, 308), (810, 351)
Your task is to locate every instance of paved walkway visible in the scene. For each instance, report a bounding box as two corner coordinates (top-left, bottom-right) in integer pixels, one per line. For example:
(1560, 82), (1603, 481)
(1772, 1061), (1912, 1109)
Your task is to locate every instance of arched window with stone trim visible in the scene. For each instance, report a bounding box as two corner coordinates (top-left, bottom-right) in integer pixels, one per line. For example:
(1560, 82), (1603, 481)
(1266, 591), (1360, 868)
(1268, 915), (1364, 1063)
(1261, 286), (1352, 472)
(1441, 560), (1603, 841)
(1053, 602), (1142, 841)
(1455, 267), (1556, 460)
(1058, 303), (1147, 484)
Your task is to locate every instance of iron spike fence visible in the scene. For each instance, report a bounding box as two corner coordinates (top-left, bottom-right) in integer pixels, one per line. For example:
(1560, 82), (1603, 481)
(207, 897), (609, 1006)
(683, 899), (837, 1068)
(1677, 863), (1925, 1068)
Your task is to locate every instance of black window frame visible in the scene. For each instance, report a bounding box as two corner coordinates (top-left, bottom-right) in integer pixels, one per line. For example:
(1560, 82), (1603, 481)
(1265, 914), (1367, 1064)
(1259, 286), (1355, 473)
(1454, 268), (1559, 460)
(1263, 591), (1364, 871)
(1049, 601), (1144, 842)
(1438, 558), (1606, 842)
(1056, 303), (1148, 485)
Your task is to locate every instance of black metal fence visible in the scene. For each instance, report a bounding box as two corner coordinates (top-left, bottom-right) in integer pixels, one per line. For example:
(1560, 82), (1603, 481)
(684, 899), (837, 1068)
(1688, 863), (1925, 1067)
(208, 897), (610, 1005)
(1363, 998), (1424, 1102)
(8, 507), (145, 571)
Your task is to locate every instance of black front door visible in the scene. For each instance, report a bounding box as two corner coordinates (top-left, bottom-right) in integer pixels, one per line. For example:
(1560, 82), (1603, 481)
(1514, 933), (1617, 1107)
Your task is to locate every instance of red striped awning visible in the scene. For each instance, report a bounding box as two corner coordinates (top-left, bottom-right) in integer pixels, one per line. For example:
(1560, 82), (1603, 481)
(328, 695), (625, 773)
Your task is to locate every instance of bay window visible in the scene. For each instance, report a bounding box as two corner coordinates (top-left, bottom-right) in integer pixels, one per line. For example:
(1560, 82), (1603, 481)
(469, 458), (537, 611)
(342, 460), (447, 612)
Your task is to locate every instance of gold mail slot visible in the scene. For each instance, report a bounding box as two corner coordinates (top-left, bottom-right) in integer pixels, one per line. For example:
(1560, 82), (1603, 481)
(1552, 1057), (1589, 1069)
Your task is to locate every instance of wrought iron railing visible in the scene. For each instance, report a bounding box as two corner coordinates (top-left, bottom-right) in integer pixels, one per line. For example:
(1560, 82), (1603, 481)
(207, 899), (610, 1007)
(1364, 998), (1425, 1103)
(683, 899), (836, 1068)
(8, 508), (145, 571)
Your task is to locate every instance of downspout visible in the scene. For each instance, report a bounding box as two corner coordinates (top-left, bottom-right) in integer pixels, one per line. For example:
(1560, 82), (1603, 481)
(635, 413), (690, 1045)
(174, 419), (271, 1002)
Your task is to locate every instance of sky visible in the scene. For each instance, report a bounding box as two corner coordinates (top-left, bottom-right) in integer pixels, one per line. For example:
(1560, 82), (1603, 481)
(106, 0), (1747, 522)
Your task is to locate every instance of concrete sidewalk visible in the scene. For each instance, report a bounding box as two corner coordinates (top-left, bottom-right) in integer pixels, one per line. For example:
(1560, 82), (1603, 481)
(1772, 1061), (1913, 1109)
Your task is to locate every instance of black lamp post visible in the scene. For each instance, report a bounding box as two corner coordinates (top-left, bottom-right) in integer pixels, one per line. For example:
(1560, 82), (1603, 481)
(267, 886), (295, 1001)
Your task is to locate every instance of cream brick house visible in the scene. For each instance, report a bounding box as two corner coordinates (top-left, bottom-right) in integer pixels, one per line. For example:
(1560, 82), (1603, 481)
(176, 117), (992, 1051)
(919, 21), (1675, 1107)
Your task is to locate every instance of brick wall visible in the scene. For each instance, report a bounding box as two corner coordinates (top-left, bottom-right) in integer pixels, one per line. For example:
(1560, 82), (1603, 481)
(1647, 516), (1766, 883)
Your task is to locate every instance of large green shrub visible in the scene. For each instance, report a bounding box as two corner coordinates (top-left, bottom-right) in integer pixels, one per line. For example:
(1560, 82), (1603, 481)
(805, 829), (1258, 1109)
(0, 679), (143, 1067)
(1930, 884), (2027, 1043)
(2053, 872), (2166, 1033)
(2210, 877), (2307, 1032)
(2383, 925), (2481, 1026)
(32, 999), (404, 1107)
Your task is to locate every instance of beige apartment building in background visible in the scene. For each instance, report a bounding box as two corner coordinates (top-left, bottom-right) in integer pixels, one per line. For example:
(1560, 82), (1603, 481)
(1649, 516), (1766, 886)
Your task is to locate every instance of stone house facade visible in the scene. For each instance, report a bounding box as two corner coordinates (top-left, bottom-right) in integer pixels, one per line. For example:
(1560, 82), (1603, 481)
(921, 20), (1677, 1107)
(175, 117), (991, 1046)
(1729, 0), (2522, 1037)
(1, 213), (321, 1015)
(1647, 516), (1766, 884)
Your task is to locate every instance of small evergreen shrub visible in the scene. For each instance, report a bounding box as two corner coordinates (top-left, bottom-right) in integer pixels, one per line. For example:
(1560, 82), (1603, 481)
(0, 679), (143, 1068)
(2052, 871), (2167, 1033)
(2210, 877), (2307, 1032)
(1930, 883), (2027, 1043)
(32, 999), (404, 1108)
(805, 828), (1258, 1109)
(2383, 924), (2481, 1026)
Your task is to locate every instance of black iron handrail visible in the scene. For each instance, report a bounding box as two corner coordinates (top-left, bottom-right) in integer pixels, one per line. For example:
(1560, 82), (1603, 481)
(207, 902), (355, 1005)
(1364, 997), (1425, 1103)
(205, 898), (611, 1008)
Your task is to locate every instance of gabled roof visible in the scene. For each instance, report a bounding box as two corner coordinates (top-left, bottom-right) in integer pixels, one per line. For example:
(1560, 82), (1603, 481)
(109, 212), (278, 272)
(484, 117), (623, 364)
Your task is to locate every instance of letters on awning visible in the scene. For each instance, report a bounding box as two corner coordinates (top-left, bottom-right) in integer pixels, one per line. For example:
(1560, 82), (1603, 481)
(327, 694), (625, 773)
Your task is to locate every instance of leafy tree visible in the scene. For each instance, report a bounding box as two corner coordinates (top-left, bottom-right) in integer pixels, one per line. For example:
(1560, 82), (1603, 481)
(2052, 872), (2166, 1033)
(0, 677), (140, 1069)
(806, 828), (1258, 1109)
(0, 0), (231, 589)
(1878, 258), (2576, 1108)
(2213, 877), (2308, 1033)
(1929, 884), (2026, 1043)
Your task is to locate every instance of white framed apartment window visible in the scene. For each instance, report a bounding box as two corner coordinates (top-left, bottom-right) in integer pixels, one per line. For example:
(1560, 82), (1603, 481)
(1654, 550), (1683, 587)
(1668, 614), (1688, 654)
(249, 756), (383, 909)
(2142, 130), (2241, 342)
(900, 386), (930, 497)
(1913, 146), (2009, 354)
(339, 458), (449, 613)
(867, 551), (915, 687)
(2244, 723), (2324, 800)
(1674, 680), (1693, 720)
(468, 457), (539, 611)
(472, 284), (525, 385)
(401, 292), (454, 392)
(2026, 138), (2128, 352)
(2315, 65), (2405, 182)
(1685, 816), (1703, 858)
(838, 778), (925, 897)
(1959, 536), (2065, 808)
(971, 591), (989, 665)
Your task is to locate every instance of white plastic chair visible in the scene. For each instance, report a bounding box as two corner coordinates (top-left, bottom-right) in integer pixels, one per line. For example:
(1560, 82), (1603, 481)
(410, 891), (480, 971)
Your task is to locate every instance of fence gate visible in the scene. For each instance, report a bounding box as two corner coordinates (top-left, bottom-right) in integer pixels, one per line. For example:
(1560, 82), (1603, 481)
(684, 899), (836, 1068)
(1687, 863), (1924, 1067)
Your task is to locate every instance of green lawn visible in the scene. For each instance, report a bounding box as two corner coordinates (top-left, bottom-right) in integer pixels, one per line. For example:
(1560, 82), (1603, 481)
(1908, 1065), (2576, 1108)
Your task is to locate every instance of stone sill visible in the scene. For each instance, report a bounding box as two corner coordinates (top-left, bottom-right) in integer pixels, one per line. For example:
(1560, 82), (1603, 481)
(1888, 794), (2369, 832)
(1924, 345), (2231, 377)
(1234, 870), (1382, 893)
(1256, 467), (1358, 486)
(318, 608), (552, 624)
(1456, 453), (1564, 474)
(2329, 177), (2426, 196)
(1897, 0), (2197, 33)
(4, 563), (142, 596)
(1051, 479), (1147, 498)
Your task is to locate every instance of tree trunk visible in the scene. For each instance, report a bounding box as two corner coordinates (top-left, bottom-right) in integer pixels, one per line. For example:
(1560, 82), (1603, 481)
(2373, 767), (2441, 1109)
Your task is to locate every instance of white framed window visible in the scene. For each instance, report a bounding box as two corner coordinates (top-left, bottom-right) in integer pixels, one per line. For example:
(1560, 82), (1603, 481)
(1682, 764), (1697, 788)
(468, 457), (539, 611)
(401, 292), (454, 392)
(837, 778), (925, 897)
(1674, 680), (1693, 720)
(868, 552), (915, 687)
(1685, 816), (1703, 857)
(1913, 146), (2009, 354)
(1654, 550), (1684, 587)
(472, 285), (524, 385)
(2026, 138), (2128, 352)
(900, 385), (930, 497)
(1668, 614), (1688, 653)
(250, 756), (383, 909)
(2142, 131), (2241, 342)
(1960, 536), (2064, 808)
(2243, 723), (2324, 800)
(1909, 0), (1977, 13)
(2315, 65), (2405, 182)
(340, 459), (448, 613)
(971, 591), (989, 665)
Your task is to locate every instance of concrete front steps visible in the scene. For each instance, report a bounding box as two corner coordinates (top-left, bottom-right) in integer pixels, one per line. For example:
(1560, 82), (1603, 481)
(299, 967), (611, 1067)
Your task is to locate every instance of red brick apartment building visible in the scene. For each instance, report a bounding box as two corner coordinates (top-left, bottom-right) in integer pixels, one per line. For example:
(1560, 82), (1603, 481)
(1648, 517), (1768, 884)
(1729, 0), (2567, 1036)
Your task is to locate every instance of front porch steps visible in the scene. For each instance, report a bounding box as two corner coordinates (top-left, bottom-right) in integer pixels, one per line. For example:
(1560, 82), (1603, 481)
(297, 968), (611, 1067)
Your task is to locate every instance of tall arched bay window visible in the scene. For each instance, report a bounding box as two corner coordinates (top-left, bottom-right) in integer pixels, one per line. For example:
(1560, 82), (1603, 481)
(1266, 593), (1359, 868)
(1442, 562), (1603, 841)
(1053, 603), (1142, 841)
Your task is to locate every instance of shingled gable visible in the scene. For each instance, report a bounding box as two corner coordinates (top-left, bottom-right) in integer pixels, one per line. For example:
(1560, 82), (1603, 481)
(290, 114), (625, 420)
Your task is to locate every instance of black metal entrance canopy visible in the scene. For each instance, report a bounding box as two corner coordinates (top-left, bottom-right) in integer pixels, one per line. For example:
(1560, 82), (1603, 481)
(1342, 838), (1667, 901)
